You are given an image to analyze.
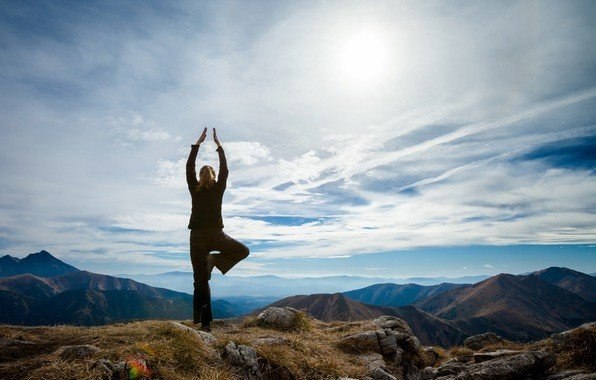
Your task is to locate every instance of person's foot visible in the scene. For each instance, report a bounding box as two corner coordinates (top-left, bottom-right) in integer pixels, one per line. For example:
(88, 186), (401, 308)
(200, 323), (211, 332)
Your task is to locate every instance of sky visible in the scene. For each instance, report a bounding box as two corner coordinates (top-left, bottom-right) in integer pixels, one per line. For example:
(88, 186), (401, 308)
(0, 0), (595, 278)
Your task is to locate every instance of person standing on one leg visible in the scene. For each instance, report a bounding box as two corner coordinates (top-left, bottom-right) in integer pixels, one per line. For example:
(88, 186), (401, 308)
(186, 127), (250, 332)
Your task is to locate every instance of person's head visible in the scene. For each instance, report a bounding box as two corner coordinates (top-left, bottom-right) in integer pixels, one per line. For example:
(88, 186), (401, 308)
(197, 165), (216, 190)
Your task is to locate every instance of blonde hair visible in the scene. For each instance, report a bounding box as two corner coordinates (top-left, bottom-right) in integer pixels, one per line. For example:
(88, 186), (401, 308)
(196, 165), (216, 191)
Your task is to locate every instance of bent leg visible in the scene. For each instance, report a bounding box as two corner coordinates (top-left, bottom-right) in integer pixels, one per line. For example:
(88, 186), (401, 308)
(213, 231), (250, 274)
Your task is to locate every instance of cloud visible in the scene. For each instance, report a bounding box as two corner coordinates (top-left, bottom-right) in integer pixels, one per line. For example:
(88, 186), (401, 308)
(108, 112), (171, 144)
(0, 1), (595, 275)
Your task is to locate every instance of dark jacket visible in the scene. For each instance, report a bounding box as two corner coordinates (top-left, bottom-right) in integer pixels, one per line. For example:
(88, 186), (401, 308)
(186, 144), (229, 230)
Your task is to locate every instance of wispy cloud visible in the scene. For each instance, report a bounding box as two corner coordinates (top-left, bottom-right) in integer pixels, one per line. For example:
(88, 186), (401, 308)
(0, 1), (594, 276)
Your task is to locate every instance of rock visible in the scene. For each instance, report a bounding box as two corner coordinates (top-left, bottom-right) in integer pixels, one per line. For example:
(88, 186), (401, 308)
(394, 332), (421, 353)
(551, 322), (596, 348)
(359, 353), (386, 370)
(435, 359), (468, 378)
(393, 348), (404, 366)
(252, 336), (288, 346)
(54, 344), (101, 359)
(404, 364), (422, 380)
(222, 341), (262, 380)
(169, 321), (216, 344)
(373, 316), (415, 335)
(341, 331), (380, 352)
(457, 350), (555, 379)
(0, 338), (35, 347)
(421, 366), (438, 380)
(110, 361), (133, 380)
(371, 366), (397, 380)
(421, 346), (440, 367)
(257, 306), (299, 329)
(473, 349), (522, 363)
(377, 329), (398, 355)
(544, 370), (596, 379)
(91, 359), (114, 380)
(463, 332), (505, 350)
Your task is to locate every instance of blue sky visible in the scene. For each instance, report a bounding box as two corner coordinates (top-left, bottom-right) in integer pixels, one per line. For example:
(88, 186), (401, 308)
(0, 0), (595, 277)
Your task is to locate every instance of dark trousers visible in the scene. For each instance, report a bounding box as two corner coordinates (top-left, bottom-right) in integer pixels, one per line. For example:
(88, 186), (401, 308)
(189, 227), (250, 324)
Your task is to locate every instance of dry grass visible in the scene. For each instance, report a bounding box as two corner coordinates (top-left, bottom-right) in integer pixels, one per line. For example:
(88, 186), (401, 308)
(3, 318), (593, 379)
(219, 315), (369, 379)
(0, 320), (232, 380)
(0, 316), (373, 380)
(553, 325), (596, 372)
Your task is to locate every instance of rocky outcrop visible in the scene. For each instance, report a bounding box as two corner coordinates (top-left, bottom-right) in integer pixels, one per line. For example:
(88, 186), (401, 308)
(463, 332), (505, 350)
(340, 316), (426, 379)
(550, 321), (596, 347)
(428, 350), (554, 379)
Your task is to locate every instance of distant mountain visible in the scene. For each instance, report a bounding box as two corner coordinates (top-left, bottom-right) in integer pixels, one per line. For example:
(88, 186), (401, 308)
(117, 271), (490, 298)
(0, 250), (79, 278)
(217, 295), (281, 315)
(343, 282), (466, 307)
(414, 273), (596, 341)
(266, 293), (466, 346)
(528, 267), (596, 301)
(0, 252), (239, 325)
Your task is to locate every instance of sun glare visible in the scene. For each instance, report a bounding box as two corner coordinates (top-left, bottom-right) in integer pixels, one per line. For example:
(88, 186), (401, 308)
(336, 30), (391, 88)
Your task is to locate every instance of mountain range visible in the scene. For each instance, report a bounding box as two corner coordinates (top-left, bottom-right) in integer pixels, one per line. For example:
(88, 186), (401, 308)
(266, 266), (595, 345)
(0, 251), (237, 325)
(115, 271), (490, 298)
(1, 250), (594, 347)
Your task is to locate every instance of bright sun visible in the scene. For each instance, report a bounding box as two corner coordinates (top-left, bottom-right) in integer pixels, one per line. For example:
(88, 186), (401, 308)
(336, 30), (390, 87)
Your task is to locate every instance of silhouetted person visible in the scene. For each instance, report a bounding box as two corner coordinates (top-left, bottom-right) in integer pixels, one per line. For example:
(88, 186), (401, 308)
(186, 127), (250, 331)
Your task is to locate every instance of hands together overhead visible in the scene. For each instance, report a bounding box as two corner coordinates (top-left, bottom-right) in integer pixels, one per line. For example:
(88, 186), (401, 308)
(195, 127), (221, 148)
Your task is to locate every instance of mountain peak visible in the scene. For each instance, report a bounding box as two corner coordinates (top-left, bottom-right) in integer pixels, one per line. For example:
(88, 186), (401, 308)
(0, 250), (80, 278)
(0, 255), (20, 263)
(27, 250), (56, 260)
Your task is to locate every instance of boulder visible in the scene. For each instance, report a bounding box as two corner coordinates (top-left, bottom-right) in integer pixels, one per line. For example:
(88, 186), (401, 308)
(456, 350), (555, 379)
(421, 366), (438, 380)
(435, 359), (468, 378)
(222, 341), (262, 380)
(373, 316), (414, 335)
(252, 336), (288, 346)
(550, 322), (596, 348)
(463, 332), (505, 350)
(371, 366), (397, 380)
(169, 321), (216, 344)
(544, 370), (596, 379)
(257, 307), (299, 329)
(54, 344), (100, 359)
(394, 332), (421, 353)
(359, 353), (386, 371)
(341, 331), (380, 352)
(473, 349), (522, 363)
(377, 329), (398, 355)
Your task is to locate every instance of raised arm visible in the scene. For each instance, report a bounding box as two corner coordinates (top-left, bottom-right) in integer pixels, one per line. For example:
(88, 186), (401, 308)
(186, 127), (207, 191)
(213, 128), (228, 190)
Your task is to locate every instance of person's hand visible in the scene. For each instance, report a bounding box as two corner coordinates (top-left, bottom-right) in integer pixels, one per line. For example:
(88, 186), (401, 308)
(195, 127), (207, 145)
(213, 128), (221, 147)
